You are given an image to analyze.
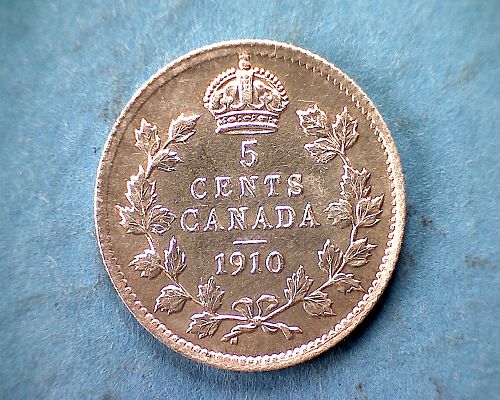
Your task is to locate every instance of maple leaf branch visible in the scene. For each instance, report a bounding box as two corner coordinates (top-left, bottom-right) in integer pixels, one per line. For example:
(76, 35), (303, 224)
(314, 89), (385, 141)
(144, 137), (176, 179)
(145, 233), (202, 307)
(312, 213), (362, 295)
(144, 114), (200, 178)
(305, 112), (371, 297)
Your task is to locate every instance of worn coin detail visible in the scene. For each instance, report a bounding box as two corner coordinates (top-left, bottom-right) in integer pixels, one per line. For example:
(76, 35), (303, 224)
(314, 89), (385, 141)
(95, 40), (405, 371)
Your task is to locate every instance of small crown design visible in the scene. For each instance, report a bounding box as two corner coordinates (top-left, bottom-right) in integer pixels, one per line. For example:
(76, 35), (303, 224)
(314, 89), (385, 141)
(203, 54), (289, 135)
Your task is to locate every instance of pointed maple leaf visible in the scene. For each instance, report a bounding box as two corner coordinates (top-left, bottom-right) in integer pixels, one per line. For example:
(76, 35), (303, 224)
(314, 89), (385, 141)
(124, 166), (157, 213)
(284, 266), (313, 302)
(296, 105), (332, 138)
(355, 194), (384, 227)
(154, 285), (189, 314)
(186, 312), (221, 339)
(332, 106), (359, 151)
(333, 273), (365, 294)
(134, 118), (161, 154)
(168, 113), (200, 143)
(116, 205), (146, 234)
(129, 249), (163, 279)
(146, 205), (176, 235)
(197, 276), (225, 313)
(317, 239), (343, 278)
(303, 291), (335, 317)
(324, 199), (353, 228)
(164, 236), (187, 280)
(155, 149), (182, 172)
(344, 237), (377, 267)
(340, 165), (371, 204)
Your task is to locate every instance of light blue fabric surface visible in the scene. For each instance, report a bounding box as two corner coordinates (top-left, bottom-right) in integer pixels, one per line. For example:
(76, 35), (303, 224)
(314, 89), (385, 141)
(1, 1), (499, 398)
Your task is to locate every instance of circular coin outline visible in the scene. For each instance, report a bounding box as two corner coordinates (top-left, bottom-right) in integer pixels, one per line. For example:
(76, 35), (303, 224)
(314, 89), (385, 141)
(95, 40), (406, 371)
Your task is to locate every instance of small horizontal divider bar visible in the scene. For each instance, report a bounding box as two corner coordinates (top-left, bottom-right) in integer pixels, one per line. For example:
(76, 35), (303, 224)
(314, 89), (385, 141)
(232, 239), (268, 245)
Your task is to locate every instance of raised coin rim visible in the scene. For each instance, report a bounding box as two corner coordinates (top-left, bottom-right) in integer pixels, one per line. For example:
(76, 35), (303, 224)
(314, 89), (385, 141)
(94, 39), (406, 371)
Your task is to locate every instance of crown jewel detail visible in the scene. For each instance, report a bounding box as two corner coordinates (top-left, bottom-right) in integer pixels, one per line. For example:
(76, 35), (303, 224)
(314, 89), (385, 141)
(203, 54), (289, 135)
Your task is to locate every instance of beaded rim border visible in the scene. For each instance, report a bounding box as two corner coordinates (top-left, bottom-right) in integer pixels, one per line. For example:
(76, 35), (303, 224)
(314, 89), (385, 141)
(94, 40), (406, 372)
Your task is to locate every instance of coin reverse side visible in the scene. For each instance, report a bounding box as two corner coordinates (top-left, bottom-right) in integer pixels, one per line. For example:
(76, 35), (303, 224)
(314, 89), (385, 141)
(95, 40), (405, 371)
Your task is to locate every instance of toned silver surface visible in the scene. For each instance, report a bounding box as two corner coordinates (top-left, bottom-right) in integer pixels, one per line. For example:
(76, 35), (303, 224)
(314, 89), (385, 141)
(95, 40), (406, 371)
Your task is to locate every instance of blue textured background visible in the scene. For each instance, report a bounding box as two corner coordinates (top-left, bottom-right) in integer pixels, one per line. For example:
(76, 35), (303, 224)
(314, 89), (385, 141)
(1, 1), (499, 398)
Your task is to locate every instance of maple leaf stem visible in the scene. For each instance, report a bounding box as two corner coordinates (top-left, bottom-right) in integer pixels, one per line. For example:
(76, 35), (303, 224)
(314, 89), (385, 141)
(145, 139), (176, 179)
(314, 281), (330, 294)
(350, 224), (358, 244)
(162, 270), (202, 306)
(183, 287), (204, 306)
(145, 233), (155, 252)
(338, 152), (350, 167)
(261, 300), (294, 322)
(314, 262), (347, 294)
(213, 314), (248, 322)
(161, 138), (175, 152)
(144, 158), (154, 179)
(316, 272), (340, 293)
(173, 279), (203, 306)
